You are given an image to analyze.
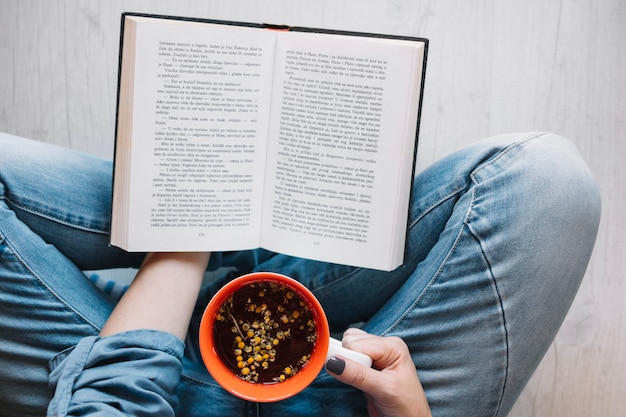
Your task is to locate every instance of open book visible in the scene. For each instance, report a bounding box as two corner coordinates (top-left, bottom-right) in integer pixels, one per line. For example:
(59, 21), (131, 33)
(111, 13), (428, 271)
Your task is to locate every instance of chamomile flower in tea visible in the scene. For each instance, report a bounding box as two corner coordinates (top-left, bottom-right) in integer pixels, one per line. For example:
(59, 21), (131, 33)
(213, 281), (318, 384)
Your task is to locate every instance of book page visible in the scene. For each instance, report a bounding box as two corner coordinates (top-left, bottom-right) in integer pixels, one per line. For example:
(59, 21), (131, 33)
(261, 32), (424, 270)
(118, 17), (277, 251)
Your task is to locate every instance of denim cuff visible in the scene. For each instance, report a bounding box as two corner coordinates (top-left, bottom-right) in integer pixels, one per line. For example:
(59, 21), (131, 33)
(47, 330), (184, 417)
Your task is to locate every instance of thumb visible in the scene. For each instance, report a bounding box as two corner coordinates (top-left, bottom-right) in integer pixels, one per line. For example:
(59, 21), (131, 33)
(326, 355), (379, 394)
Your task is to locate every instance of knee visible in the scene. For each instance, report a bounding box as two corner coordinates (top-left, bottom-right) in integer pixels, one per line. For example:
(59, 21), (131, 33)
(523, 133), (601, 228)
(497, 133), (602, 265)
(473, 132), (601, 254)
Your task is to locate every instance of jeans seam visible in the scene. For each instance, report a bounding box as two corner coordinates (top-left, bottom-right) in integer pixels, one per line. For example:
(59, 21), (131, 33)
(4, 195), (110, 235)
(465, 221), (509, 417)
(462, 183), (510, 417)
(380, 185), (468, 336)
(0, 226), (102, 332)
(180, 373), (223, 389)
(381, 181), (510, 416)
(470, 132), (549, 183)
(466, 138), (533, 416)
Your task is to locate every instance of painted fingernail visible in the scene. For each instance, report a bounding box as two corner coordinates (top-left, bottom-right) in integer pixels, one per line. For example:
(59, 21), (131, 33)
(326, 356), (346, 375)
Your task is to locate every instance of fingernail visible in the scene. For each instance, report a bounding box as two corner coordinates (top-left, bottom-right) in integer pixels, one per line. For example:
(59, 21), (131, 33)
(326, 356), (346, 375)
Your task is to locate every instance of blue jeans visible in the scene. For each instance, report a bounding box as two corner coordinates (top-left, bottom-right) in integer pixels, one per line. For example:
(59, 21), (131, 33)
(0, 131), (600, 417)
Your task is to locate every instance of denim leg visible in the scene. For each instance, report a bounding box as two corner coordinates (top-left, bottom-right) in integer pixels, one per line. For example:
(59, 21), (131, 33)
(255, 132), (600, 417)
(0, 134), (296, 417)
(0, 133), (145, 270)
(369, 132), (601, 416)
(0, 134), (127, 416)
(0, 132), (601, 417)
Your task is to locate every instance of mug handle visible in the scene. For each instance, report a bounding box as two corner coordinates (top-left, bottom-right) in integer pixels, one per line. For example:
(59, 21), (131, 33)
(327, 337), (373, 367)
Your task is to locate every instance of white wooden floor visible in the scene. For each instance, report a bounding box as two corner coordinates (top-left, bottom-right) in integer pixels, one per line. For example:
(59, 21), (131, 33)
(1, 1), (624, 415)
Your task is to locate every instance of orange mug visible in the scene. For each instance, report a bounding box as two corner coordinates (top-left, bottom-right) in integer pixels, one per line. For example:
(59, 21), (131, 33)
(199, 272), (372, 402)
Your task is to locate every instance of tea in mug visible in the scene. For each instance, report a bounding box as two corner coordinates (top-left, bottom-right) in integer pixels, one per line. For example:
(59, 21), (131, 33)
(213, 281), (318, 384)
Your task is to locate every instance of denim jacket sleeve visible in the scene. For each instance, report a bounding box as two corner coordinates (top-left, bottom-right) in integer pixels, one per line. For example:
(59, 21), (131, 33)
(47, 329), (185, 417)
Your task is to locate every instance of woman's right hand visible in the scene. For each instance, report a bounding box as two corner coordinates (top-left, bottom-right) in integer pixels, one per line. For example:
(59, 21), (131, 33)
(326, 328), (431, 417)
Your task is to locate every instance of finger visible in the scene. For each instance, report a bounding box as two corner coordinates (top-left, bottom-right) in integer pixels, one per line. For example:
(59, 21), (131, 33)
(343, 327), (368, 339)
(341, 327), (380, 346)
(326, 355), (381, 395)
(341, 328), (380, 354)
(342, 332), (410, 371)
